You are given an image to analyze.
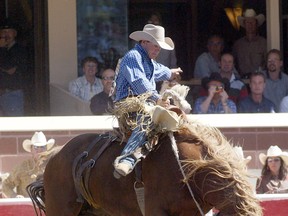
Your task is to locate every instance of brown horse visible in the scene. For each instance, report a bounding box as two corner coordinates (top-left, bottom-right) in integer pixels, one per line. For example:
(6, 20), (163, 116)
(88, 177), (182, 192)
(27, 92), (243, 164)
(27, 119), (262, 216)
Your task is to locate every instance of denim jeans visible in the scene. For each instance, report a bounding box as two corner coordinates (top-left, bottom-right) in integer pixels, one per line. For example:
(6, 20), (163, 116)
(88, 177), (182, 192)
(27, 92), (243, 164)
(0, 89), (24, 116)
(117, 113), (151, 166)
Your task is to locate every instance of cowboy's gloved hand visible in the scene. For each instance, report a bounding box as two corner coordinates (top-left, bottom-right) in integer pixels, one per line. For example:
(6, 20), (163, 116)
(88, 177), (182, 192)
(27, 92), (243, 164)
(157, 97), (170, 109)
(170, 67), (182, 81)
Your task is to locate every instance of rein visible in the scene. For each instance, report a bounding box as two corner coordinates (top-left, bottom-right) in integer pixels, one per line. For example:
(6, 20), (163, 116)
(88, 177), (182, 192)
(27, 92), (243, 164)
(168, 132), (205, 216)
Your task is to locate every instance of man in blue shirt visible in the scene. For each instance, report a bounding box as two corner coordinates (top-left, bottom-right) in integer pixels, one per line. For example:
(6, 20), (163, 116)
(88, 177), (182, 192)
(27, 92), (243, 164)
(263, 49), (288, 112)
(238, 72), (275, 113)
(113, 24), (182, 178)
(193, 35), (224, 79)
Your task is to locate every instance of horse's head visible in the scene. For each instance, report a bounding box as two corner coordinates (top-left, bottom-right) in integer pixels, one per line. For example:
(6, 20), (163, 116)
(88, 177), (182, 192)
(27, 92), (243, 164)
(172, 121), (263, 216)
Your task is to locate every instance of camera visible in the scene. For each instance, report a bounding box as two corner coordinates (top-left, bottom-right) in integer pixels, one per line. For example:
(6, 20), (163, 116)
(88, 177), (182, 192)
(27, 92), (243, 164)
(215, 86), (223, 93)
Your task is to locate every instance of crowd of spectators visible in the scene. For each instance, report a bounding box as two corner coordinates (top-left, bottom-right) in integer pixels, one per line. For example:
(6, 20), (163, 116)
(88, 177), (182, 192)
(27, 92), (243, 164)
(190, 9), (287, 114)
(74, 8), (286, 116)
(2, 8), (287, 116)
(73, 8), (285, 115)
(192, 46), (285, 114)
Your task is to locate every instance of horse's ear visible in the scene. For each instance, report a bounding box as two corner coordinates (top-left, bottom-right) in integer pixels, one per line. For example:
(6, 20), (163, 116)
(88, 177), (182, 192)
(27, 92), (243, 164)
(168, 106), (188, 120)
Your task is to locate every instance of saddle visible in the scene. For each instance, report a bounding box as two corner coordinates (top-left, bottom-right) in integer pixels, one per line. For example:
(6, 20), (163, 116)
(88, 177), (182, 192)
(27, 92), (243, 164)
(71, 129), (153, 208)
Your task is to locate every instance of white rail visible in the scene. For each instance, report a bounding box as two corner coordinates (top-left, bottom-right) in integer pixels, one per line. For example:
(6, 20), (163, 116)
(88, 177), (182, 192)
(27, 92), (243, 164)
(0, 113), (287, 131)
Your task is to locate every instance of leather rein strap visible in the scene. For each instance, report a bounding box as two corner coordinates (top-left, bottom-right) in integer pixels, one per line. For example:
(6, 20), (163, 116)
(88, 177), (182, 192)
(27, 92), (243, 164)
(72, 133), (117, 207)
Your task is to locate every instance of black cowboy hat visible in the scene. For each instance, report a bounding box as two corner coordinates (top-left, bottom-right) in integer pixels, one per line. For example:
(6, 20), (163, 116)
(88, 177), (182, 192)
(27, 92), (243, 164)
(201, 72), (230, 91)
(0, 18), (18, 30)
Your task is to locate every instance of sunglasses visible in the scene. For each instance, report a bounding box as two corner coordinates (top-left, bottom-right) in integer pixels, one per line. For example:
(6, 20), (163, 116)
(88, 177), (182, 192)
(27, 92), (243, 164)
(267, 157), (281, 163)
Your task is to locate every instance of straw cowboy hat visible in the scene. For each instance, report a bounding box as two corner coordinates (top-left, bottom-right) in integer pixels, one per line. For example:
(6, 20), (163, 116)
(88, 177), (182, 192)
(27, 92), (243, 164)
(259, 145), (288, 165)
(129, 24), (174, 50)
(22, 131), (55, 153)
(233, 146), (252, 164)
(237, 9), (265, 27)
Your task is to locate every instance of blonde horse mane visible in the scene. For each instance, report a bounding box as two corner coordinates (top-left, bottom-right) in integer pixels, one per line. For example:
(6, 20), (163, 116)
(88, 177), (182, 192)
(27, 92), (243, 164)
(178, 120), (262, 216)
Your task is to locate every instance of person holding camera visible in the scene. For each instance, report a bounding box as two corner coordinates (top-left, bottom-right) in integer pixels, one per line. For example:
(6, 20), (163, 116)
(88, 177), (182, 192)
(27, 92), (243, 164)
(192, 72), (236, 114)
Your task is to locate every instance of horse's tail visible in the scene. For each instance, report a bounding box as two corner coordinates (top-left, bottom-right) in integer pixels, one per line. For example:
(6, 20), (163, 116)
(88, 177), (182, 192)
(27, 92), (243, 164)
(26, 175), (46, 216)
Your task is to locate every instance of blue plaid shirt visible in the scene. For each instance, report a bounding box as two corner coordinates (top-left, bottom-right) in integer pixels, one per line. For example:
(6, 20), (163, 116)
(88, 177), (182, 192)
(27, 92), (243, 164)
(115, 44), (171, 102)
(193, 96), (237, 114)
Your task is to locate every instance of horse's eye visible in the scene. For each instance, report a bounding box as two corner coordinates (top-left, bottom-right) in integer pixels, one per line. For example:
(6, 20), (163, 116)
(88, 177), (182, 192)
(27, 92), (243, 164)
(180, 138), (196, 143)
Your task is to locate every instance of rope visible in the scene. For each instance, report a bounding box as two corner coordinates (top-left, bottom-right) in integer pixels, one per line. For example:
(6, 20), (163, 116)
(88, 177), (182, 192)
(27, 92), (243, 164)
(168, 132), (205, 216)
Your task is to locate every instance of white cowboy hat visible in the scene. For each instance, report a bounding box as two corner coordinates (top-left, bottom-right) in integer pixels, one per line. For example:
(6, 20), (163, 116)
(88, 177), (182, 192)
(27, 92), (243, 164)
(129, 24), (174, 50)
(22, 131), (55, 153)
(233, 146), (252, 164)
(237, 9), (265, 27)
(259, 145), (288, 165)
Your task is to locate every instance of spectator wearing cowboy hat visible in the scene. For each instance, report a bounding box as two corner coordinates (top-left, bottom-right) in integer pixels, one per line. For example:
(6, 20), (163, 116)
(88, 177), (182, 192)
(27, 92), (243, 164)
(256, 145), (288, 194)
(113, 24), (182, 178)
(193, 72), (237, 114)
(2, 131), (56, 198)
(232, 8), (266, 78)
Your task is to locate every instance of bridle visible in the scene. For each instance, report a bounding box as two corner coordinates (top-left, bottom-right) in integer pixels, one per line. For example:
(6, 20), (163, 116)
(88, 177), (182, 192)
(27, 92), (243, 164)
(168, 132), (205, 216)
